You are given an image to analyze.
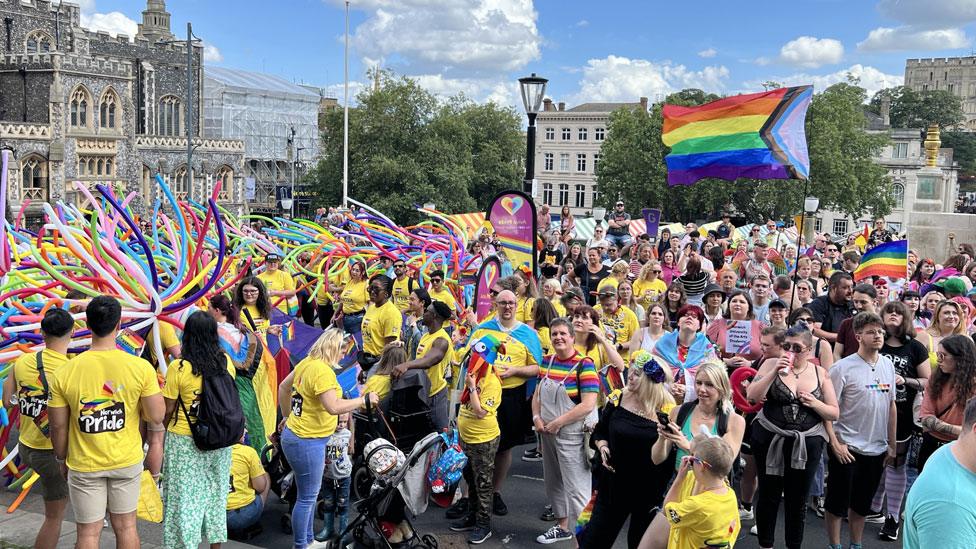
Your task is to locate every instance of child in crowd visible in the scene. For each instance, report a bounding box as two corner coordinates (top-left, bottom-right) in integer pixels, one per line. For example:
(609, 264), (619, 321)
(638, 435), (740, 549)
(226, 433), (270, 537)
(316, 413), (353, 541)
(363, 344), (406, 402)
(449, 361), (502, 545)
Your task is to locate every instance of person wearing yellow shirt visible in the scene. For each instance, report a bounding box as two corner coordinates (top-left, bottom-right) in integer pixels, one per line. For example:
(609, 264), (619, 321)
(159, 311), (238, 548)
(426, 269), (458, 313)
(541, 279), (567, 317)
(391, 260), (416, 313)
(393, 300), (453, 430)
(234, 277), (283, 336)
(596, 286), (640, 364)
(597, 260), (629, 295)
(226, 438), (269, 534)
(452, 364), (502, 544)
(48, 297), (165, 549)
(257, 253), (297, 315)
(637, 435), (740, 549)
(277, 329), (379, 548)
(339, 260), (369, 334)
(1, 308), (73, 549)
(634, 260), (668, 310)
(360, 275), (402, 368)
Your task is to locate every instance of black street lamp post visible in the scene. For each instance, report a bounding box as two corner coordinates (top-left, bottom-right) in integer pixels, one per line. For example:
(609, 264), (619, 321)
(518, 73), (548, 197)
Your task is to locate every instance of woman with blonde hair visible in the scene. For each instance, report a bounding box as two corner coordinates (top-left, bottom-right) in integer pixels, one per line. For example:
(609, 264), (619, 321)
(634, 260), (667, 310)
(278, 329), (379, 549)
(580, 352), (676, 548)
(923, 300), (967, 366)
(597, 260), (630, 293)
(541, 278), (566, 316)
(652, 361), (745, 471)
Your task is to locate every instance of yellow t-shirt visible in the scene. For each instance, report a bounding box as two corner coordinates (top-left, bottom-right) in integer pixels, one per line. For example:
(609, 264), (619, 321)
(162, 356), (237, 437)
(286, 357), (341, 438)
(227, 443), (265, 511)
(146, 321), (180, 365)
(416, 328), (451, 396)
(538, 326), (552, 355)
(550, 299), (567, 317)
(316, 269), (346, 306)
(13, 349), (69, 450)
(364, 374), (391, 401)
(516, 297), (535, 324)
(392, 276), (413, 313)
(361, 301), (403, 356)
(597, 276), (620, 293)
(664, 471), (741, 549)
(48, 350), (161, 473)
(598, 305), (640, 362)
(258, 269), (296, 313)
(575, 343), (605, 371)
(241, 304), (269, 332)
(427, 286), (457, 312)
(341, 279), (368, 314)
(457, 369), (501, 444)
(633, 278), (667, 308)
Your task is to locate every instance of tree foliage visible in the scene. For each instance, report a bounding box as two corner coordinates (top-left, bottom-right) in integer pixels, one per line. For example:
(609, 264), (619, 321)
(307, 71), (523, 223)
(869, 86), (965, 129)
(596, 82), (892, 223)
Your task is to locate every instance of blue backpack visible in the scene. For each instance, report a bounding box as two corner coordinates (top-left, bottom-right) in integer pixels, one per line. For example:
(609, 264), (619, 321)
(427, 429), (467, 494)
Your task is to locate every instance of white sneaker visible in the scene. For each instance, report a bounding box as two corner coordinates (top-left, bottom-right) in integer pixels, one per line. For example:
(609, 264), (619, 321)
(739, 507), (754, 521)
(749, 525), (758, 535)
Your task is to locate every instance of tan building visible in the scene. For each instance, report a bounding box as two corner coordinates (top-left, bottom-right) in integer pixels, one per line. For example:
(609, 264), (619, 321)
(532, 97), (647, 215)
(904, 56), (976, 130)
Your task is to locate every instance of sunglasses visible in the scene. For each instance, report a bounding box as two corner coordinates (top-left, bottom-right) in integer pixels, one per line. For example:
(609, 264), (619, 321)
(687, 455), (711, 468)
(394, 264), (406, 268)
(795, 316), (813, 323)
(430, 278), (443, 283)
(781, 342), (808, 353)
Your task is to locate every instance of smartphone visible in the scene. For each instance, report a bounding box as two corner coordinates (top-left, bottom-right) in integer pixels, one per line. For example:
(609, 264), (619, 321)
(656, 411), (672, 428)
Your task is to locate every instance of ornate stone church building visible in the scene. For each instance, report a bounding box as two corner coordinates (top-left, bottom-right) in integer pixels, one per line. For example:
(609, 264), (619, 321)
(0, 0), (244, 225)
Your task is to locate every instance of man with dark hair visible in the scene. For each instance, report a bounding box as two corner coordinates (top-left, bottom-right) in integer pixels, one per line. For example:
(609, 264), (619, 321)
(393, 300), (453, 430)
(2, 308), (75, 549)
(825, 312), (897, 549)
(841, 251), (861, 274)
(904, 396), (976, 547)
(808, 271), (854, 343)
(749, 273), (772, 324)
(426, 269), (457, 311)
(48, 296), (165, 549)
(832, 283), (878, 360)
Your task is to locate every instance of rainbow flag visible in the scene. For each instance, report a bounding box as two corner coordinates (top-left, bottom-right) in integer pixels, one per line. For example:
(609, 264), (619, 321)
(662, 86), (812, 186)
(853, 240), (908, 281)
(282, 321), (295, 341)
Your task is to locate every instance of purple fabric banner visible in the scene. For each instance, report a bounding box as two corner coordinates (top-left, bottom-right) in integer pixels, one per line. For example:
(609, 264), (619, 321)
(486, 190), (537, 275)
(642, 208), (661, 243)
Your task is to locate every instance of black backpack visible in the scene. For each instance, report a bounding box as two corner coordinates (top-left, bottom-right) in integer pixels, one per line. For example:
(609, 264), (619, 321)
(176, 360), (245, 451)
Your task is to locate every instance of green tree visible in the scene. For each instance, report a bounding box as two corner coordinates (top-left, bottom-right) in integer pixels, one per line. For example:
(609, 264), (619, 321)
(869, 86), (964, 129)
(596, 82), (892, 223)
(307, 71), (523, 223)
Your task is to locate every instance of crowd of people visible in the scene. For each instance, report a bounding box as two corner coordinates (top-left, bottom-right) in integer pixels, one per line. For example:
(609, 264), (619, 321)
(3, 199), (976, 549)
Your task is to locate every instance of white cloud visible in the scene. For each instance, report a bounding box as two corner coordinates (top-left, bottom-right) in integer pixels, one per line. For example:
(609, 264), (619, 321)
(698, 48), (717, 58)
(203, 42), (223, 63)
(575, 19), (589, 28)
(568, 55), (730, 104)
(80, 11), (138, 39)
(742, 64), (903, 101)
(777, 36), (844, 68)
(857, 26), (969, 51)
(345, 0), (541, 79)
(877, 0), (976, 29)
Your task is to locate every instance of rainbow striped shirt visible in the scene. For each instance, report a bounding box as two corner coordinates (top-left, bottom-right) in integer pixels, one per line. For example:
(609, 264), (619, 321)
(540, 352), (599, 403)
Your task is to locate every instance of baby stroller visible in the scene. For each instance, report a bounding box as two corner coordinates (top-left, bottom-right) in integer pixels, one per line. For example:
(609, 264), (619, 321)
(327, 417), (443, 548)
(352, 369), (434, 500)
(261, 434), (301, 534)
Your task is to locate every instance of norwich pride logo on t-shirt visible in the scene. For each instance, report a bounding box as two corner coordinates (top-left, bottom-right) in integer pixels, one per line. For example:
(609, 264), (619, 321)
(78, 381), (126, 434)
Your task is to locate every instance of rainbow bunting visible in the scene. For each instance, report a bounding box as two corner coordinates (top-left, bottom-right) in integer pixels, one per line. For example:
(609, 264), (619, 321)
(662, 86), (812, 186)
(853, 240), (908, 282)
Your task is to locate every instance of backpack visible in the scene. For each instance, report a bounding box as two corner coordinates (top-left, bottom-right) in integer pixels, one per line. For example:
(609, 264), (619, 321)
(176, 360), (245, 451)
(427, 429), (467, 494)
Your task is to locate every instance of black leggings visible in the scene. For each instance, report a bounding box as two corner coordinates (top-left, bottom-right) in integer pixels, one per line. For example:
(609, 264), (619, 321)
(752, 423), (825, 549)
(316, 302), (335, 330)
(578, 478), (657, 549)
(917, 432), (950, 471)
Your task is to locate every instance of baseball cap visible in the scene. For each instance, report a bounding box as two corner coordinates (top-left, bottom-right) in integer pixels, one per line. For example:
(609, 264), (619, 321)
(769, 298), (788, 309)
(615, 200), (624, 206)
(936, 277), (967, 296)
(265, 252), (281, 262)
(561, 287), (584, 304)
(598, 286), (618, 298)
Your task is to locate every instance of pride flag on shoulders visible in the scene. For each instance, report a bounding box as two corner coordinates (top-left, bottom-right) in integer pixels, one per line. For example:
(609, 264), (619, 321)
(662, 86), (812, 186)
(853, 240), (908, 281)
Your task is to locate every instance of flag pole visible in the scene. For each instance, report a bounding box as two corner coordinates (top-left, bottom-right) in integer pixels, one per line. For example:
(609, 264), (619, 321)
(789, 179), (809, 313)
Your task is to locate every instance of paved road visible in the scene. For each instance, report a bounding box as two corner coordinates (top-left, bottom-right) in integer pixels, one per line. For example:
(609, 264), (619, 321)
(244, 442), (900, 548)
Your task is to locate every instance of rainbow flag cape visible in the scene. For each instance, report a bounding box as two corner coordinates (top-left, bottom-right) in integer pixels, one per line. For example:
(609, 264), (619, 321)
(662, 86), (812, 186)
(853, 240), (908, 281)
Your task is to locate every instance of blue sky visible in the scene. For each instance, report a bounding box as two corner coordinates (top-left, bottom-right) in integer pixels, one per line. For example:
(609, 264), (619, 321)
(80, 0), (976, 107)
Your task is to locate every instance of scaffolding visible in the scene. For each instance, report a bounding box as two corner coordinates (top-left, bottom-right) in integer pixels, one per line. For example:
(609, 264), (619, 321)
(203, 66), (321, 213)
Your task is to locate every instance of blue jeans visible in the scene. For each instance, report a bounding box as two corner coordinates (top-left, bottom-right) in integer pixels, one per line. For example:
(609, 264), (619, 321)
(320, 476), (351, 515)
(343, 311), (364, 335)
(281, 427), (329, 549)
(226, 496), (264, 531)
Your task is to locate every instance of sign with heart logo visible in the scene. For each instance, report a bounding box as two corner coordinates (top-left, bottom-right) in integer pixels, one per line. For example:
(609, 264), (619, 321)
(487, 191), (537, 278)
(474, 257), (502, 322)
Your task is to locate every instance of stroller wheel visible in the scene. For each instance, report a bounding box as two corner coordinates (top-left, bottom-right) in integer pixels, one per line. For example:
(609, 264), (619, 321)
(280, 514), (292, 535)
(421, 533), (438, 548)
(351, 464), (372, 501)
